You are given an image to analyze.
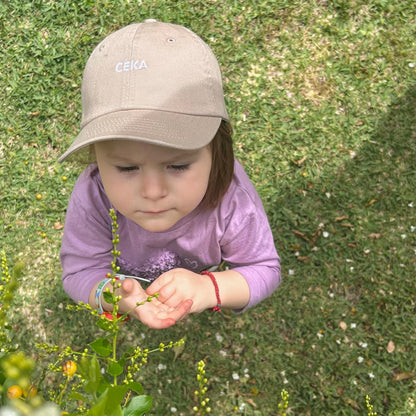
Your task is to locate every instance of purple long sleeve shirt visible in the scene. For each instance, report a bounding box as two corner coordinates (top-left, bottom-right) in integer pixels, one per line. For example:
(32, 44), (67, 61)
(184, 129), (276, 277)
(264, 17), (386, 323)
(60, 159), (281, 312)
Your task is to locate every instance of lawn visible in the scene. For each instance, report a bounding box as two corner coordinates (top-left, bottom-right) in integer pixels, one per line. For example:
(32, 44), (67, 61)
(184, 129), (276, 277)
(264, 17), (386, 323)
(1, 0), (416, 415)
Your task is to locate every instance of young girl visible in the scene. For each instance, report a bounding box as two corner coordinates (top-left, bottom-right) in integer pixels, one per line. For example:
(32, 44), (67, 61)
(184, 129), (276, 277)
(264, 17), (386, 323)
(59, 20), (281, 329)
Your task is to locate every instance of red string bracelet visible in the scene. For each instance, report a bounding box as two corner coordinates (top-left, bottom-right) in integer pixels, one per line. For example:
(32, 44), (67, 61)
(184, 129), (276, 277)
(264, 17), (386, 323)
(201, 271), (221, 312)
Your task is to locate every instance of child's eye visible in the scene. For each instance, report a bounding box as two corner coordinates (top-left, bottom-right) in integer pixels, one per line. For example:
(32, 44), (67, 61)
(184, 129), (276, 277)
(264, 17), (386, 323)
(169, 164), (190, 171)
(116, 165), (139, 172)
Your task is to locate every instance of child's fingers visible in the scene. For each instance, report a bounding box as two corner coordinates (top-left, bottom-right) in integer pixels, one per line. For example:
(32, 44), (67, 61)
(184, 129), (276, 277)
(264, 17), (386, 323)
(168, 298), (193, 321)
(141, 299), (193, 329)
(146, 274), (170, 295)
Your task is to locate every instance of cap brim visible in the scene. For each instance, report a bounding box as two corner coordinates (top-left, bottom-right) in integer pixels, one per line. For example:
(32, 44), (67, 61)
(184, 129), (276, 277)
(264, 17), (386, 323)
(58, 110), (223, 162)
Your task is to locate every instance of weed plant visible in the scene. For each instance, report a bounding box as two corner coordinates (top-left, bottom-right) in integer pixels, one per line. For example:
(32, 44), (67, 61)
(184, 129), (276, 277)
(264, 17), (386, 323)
(1, 0), (416, 415)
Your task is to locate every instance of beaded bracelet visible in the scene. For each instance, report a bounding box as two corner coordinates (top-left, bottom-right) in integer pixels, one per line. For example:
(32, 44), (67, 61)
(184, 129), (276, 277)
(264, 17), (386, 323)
(201, 271), (221, 312)
(95, 277), (112, 315)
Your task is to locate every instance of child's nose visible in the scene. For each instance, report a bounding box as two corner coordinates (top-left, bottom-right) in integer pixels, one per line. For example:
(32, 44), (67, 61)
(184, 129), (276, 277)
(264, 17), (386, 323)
(140, 171), (168, 200)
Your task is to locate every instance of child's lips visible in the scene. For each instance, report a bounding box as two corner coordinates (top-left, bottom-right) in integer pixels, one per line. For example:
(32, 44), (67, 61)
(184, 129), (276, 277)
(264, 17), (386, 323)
(140, 209), (170, 215)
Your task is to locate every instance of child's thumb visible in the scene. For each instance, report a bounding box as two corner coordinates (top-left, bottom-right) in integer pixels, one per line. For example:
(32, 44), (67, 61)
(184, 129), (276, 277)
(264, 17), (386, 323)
(121, 278), (135, 294)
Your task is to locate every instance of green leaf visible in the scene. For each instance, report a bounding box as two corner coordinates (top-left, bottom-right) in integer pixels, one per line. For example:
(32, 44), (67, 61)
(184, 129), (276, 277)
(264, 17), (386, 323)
(173, 336), (186, 361)
(85, 388), (108, 416)
(69, 391), (87, 402)
(103, 291), (113, 304)
(107, 360), (123, 377)
(127, 381), (143, 395)
(123, 395), (153, 416)
(90, 338), (112, 357)
(78, 355), (102, 394)
(96, 319), (112, 331)
(105, 385), (130, 415)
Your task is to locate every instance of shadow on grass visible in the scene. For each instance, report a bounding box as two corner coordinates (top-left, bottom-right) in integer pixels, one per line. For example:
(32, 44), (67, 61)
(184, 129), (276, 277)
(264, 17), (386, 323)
(8, 88), (416, 415)
(265, 86), (416, 415)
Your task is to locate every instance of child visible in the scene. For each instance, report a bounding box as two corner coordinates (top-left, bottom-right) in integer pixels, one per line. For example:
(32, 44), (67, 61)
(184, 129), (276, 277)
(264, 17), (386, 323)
(59, 20), (281, 329)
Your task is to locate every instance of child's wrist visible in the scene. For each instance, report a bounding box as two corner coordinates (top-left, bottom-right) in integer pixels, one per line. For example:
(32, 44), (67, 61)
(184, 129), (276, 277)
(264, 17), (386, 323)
(200, 271), (221, 312)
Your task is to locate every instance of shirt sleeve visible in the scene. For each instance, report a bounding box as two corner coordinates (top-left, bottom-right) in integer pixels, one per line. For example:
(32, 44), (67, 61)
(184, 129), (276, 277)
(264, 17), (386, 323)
(219, 163), (281, 312)
(60, 166), (114, 305)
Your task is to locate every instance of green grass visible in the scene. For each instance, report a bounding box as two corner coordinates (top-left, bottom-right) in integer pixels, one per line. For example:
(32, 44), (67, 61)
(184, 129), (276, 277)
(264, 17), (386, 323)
(1, 0), (416, 414)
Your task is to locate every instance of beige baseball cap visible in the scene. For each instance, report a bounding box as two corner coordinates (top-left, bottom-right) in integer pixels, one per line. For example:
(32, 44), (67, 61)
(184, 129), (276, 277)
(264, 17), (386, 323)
(58, 20), (228, 162)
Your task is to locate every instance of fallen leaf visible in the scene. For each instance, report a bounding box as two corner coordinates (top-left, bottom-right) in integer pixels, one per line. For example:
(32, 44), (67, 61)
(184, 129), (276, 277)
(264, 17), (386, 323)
(365, 199), (378, 206)
(245, 398), (257, 408)
(393, 372), (415, 381)
(292, 229), (310, 243)
(368, 233), (381, 239)
(387, 340), (395, 353)
(292, 155), (307, 167)
(345, 398), (360, 410)
(335, 216), (349, 222)
(339, 321), (347, 331)
(297, 256), (311, 263)
(53, 222), (64, 230)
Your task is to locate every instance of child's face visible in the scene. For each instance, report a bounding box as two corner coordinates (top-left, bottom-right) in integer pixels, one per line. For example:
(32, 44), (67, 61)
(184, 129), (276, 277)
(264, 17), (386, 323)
(95, 140), (212, 232)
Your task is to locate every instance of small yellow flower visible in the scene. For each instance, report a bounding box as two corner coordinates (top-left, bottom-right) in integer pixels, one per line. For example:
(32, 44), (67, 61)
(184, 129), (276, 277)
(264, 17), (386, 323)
(7, 385), (23, 399)
(62, 176), (67, 181)
(62, 360), (77, 376)
(36, 194), (42, 200)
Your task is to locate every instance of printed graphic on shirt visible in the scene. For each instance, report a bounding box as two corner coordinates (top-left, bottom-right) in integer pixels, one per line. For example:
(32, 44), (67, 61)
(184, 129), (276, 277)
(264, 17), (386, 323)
(117, 249), (201, 281)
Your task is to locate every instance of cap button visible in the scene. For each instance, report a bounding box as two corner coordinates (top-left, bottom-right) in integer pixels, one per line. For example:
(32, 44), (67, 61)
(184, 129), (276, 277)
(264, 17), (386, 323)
(144, 18), (157, 23)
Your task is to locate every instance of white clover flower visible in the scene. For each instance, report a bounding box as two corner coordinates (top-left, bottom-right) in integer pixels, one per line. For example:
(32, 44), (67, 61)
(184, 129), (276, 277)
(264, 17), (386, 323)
(323, 231), (329, 238)
(368, 373), (375, 379)
(358, 356), (364, 363)
(219, 350), (227, 357)
(359, 342), (368, 348)
(288, 269), (295, 276)
(215, 333), (223, 342)
(401, 234), (407, 239)
(170, 407), (177, 412)
(351, 323), (357, 329)
(232, 372), (240, 381)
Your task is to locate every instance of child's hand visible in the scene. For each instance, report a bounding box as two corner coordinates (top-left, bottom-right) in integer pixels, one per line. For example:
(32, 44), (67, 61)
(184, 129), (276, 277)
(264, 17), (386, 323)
(145, 268), (216, 314)
(118, 278), (193, 329)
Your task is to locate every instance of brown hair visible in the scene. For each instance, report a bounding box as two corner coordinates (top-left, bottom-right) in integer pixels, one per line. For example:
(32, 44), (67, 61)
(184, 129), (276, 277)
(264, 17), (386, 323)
(200, 120), (235, 209)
